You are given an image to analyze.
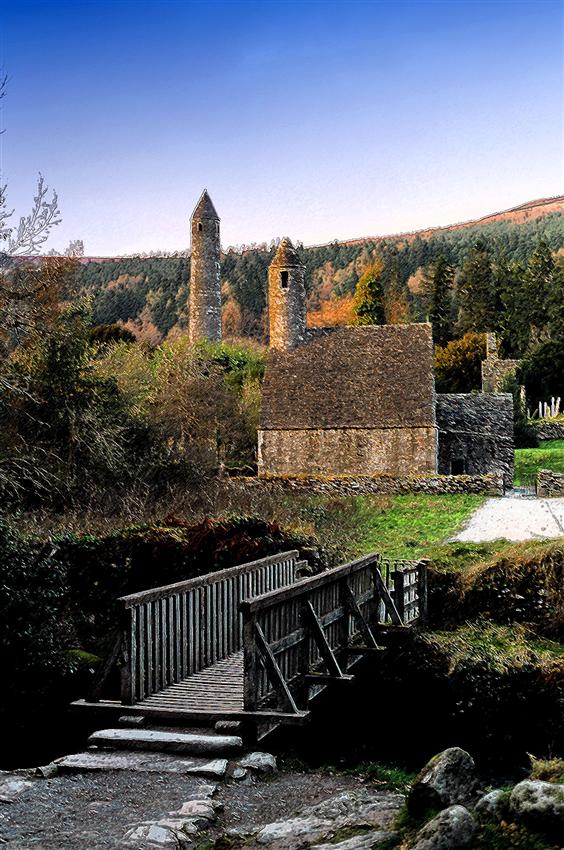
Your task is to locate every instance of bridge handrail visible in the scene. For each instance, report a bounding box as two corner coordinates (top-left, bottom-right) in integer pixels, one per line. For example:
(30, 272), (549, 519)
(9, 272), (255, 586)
(118, 550), (299, 608)
(240, 554), (428, 713)
(239, 552), (382, 615)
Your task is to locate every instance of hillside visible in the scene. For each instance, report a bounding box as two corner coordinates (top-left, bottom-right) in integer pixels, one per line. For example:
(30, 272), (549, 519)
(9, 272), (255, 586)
(72, 195), (564, 342)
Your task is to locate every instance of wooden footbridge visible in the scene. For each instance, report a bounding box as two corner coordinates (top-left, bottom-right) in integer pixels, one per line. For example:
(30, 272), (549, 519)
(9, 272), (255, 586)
(74, 550), (427, 728)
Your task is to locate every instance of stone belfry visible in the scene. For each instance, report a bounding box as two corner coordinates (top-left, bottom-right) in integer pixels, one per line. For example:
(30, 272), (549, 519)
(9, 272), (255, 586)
(268, 237), (306, 350)
(188, 190), (221, 343)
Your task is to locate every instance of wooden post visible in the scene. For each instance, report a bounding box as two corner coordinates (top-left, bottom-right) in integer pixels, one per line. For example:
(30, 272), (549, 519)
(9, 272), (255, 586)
(242, 607), (259, 711)
(120, 608), (134, 705)
(417, 559), (429, 624)
(393, 569), (406, 626)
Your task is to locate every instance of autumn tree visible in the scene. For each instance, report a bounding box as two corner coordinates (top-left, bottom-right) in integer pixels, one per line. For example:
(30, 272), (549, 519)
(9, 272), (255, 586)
(434, 331), (486, 393)
(353, 259), (386, 325)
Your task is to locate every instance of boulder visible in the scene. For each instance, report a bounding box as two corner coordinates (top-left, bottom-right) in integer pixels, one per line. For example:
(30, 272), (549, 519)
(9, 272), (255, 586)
(408, 805), (477, 850)
(311, 830), (397, 850)
(253, 790), (401, 849)
(474, 789), (508, 823)
(509, 779), (564, 836)
(408, 748), (477, 815)
(238, 752), (277, 774)
(0, 775), (34, 803)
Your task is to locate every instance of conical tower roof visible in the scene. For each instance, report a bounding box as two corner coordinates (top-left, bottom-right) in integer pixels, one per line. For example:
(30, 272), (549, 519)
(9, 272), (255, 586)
(270, 237), (304, 268)
(191, 189), (220, 221)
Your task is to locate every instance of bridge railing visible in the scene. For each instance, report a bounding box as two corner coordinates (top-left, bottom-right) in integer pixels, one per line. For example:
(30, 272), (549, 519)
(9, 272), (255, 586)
(240, 553), (428, 714)
(91, 550), (300, 705)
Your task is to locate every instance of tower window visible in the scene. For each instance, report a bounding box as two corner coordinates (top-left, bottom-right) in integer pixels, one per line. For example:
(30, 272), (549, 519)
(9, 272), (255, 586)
(198, 222), (203, 232)
(280, 271), (289, 288)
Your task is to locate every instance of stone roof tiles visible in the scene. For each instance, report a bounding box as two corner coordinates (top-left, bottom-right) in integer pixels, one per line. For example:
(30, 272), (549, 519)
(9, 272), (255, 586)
(270, 238), (304, 268)
(191, 190), (220, 221)
(260, 322), (436, 430)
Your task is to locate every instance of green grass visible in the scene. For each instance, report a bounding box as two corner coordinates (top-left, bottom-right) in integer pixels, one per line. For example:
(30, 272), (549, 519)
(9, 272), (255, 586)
(347, 493), (484, 559)
(514, 439), (564, 486)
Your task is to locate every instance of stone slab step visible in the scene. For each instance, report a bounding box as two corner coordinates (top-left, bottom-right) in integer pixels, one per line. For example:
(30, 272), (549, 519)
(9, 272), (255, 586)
(88, 728), (243, 756)
(56, 749), (229, 778)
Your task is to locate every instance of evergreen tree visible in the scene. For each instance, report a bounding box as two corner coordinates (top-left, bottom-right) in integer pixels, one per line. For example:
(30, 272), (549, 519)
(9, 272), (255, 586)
(353, 260), (386, 325)
(525, 240), (554, 334)
(457, 240), (497, 333)
(424, 254), (454, 345)
(548, 256), (564, 340)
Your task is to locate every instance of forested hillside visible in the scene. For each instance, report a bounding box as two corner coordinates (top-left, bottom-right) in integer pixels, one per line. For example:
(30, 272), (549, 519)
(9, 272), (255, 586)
(77, 203), (564, 345)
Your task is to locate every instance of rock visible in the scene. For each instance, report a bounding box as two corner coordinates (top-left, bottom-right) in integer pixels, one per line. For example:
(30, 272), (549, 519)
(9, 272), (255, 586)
(34, 762), (59, 778)
(88, 728), (243, 756)
(171, 799), (216, 826)
(186, 758), (228, 779)
(118, 714), (146, 727)
(509, 779), (564, 836)
(215, 720), (244, 734)
(408, 748), (477, 815)
(232, 767), (248, 781)
(408, 805), (477, 850)
(254, 790), (401, 849)
(238, 751), (277, 774)
(0, 775), (34, 802)
(311, 829), (397, 850)
(56, 750), (227, 778)
(122, 818), (197, 848)
(474, 789), (508, 823)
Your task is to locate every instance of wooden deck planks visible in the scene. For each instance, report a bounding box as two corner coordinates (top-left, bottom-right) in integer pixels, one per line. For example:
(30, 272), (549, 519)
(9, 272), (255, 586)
(138, 651), (244, 713)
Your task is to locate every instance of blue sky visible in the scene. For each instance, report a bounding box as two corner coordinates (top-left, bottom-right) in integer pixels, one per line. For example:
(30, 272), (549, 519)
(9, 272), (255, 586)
(0, 0), (562, 254)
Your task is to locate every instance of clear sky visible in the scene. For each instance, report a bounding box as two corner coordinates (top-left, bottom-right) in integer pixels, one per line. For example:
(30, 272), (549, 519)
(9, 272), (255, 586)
(0, 0), (562, 254)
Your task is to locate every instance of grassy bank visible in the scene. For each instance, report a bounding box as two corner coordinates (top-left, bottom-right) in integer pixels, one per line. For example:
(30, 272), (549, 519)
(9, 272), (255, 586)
(514, 439), (564, 486)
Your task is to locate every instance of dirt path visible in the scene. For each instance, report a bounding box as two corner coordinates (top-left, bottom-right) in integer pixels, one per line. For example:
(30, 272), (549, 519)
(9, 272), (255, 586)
(453, 495), (564, 542)
(0, 770), (396, 850)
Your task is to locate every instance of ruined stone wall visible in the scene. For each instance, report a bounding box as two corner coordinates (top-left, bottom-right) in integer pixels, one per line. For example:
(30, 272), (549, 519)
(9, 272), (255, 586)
(536, 469), (564, 497)
(226, 471), (504, 499)
(188, 207), (221, 343)
(436, 393), (514, 490)
(258, 426), (438, 478)
(532, 421), (564, 441)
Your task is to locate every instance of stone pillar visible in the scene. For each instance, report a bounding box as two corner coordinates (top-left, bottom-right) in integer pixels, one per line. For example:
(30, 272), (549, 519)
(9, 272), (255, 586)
(268, 237), (306, 350)
(189, 190), (221, 344)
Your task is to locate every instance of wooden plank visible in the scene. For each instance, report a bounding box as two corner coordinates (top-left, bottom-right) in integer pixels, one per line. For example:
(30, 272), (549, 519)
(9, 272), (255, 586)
(304, 673), (354, 684)
(253, 623), (300, 714)
(243, 613), (260, 712)
(372, 566), (403, 626)
(393, 570), (406, 625)
(341, 582), (379, 649)
(303, 600), (343, 678)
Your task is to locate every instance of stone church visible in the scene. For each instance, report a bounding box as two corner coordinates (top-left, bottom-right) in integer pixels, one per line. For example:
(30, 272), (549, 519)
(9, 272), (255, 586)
(188, 193), (515, 489)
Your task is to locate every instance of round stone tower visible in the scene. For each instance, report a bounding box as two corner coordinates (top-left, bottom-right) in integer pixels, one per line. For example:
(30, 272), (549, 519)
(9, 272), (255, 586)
(189, 190), (221, 344)
(268, 237), (306, 350)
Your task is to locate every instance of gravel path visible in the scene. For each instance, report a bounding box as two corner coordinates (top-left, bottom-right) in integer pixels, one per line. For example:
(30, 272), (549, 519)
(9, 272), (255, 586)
(453, 495), (564, 542)
(0, 770), (388, 850)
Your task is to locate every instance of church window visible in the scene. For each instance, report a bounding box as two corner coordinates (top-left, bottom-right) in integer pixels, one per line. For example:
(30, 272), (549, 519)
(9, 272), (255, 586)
(280, 271), (289, 288)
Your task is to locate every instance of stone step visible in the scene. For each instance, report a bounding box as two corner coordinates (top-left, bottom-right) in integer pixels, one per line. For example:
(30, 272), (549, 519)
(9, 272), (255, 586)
(88, 728), (243, 756)
(56, 749), (229, 779)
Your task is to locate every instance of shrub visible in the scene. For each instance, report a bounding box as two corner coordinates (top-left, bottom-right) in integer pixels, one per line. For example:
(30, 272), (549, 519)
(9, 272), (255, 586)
(434, 332), (486, 392)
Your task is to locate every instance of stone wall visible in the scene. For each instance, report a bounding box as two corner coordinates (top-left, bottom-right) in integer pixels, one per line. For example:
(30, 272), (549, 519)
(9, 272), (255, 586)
(227, 470), (504, 499)
(532, 421), (564, 441)
(536, 468), (564, 497)
(481, 333), (520, 392)
(436, 393), (514, 491)
(258, 426), (438, 478)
